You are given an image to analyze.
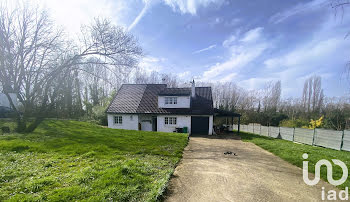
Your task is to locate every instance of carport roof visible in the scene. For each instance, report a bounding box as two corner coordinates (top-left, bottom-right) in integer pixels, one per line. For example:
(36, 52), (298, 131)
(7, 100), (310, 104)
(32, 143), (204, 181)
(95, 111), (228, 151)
(214, 108), (241, 117)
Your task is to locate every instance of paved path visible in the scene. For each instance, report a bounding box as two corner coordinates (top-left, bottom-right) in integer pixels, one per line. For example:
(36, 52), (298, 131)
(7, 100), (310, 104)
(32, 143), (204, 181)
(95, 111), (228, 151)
(165, 135), (340, 202)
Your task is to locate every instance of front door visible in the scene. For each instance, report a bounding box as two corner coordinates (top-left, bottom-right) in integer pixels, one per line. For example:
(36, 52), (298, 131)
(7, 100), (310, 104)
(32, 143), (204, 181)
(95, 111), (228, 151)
(152, 117), (157, 131)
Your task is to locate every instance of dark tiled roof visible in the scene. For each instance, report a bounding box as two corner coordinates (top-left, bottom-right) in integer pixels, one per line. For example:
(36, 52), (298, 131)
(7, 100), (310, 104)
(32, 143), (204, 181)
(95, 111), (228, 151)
(159, 88), (191, 96)
(137, 84), (166, 113)
(106, 84), (148, 113)
(191, 87), (213, 114)
(106, 84), (214, 115)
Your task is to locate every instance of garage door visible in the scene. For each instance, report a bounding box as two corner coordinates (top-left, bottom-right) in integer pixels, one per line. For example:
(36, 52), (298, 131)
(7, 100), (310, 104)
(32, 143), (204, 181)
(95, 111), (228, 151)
(191, 116), (209, 134)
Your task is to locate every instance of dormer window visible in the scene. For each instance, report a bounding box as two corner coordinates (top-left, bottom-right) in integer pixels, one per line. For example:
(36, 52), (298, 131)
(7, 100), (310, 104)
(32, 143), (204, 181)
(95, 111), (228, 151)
(165, 97), (177, 105)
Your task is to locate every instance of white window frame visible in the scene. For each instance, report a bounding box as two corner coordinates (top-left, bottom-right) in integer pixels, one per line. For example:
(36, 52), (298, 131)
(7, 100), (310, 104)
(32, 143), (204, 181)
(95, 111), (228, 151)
(114, 116), (122, 124)
(165, 117), (177, 125)
(165, 97), (177, 105)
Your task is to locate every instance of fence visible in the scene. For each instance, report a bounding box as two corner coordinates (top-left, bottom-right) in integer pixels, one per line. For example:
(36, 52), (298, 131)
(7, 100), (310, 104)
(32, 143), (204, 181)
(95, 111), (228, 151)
(233, 123), (350, 151)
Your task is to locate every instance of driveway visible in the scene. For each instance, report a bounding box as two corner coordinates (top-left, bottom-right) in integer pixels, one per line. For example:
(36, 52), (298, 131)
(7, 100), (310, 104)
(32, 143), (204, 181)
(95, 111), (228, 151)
(165, 135), (340, 202)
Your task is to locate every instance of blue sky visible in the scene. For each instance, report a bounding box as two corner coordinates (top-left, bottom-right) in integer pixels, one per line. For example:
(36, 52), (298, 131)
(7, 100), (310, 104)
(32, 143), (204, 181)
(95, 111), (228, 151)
(40, 0), (350, 98)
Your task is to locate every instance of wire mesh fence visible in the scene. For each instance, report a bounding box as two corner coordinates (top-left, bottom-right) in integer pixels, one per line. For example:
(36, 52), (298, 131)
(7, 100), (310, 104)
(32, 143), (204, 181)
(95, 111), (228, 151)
(233, 123), (349, 151)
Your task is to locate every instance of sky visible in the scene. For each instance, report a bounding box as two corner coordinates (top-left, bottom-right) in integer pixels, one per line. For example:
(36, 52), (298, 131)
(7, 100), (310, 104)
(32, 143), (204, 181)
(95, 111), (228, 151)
(32, 0), (350, 97)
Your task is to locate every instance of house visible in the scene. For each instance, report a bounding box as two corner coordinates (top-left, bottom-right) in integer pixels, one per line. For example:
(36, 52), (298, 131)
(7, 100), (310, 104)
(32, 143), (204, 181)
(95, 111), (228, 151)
(0, 93), (17, 109)
(106, 81), (215, 135)
(0, 93), (18, 117)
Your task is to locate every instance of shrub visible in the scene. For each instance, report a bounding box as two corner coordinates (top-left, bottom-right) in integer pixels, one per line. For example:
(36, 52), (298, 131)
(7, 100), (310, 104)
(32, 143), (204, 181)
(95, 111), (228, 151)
(280, 119), (309, 128)
(91, 105), (108, 126)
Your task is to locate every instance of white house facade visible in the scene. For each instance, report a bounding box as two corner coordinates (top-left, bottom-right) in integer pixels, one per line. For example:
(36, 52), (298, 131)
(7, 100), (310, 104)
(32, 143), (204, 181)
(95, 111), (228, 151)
(106, 81), (215, 135)
(0, 93), (18, 109)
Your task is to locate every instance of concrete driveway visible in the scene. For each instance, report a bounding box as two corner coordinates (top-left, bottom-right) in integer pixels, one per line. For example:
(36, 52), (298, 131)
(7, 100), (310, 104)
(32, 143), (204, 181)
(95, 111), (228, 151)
(165, 135), (340, 202)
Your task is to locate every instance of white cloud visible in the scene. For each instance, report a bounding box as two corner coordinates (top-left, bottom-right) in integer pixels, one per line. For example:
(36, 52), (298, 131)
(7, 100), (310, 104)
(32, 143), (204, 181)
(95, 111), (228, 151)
(201, 43), (268, 81)
(263, 37), (346, 93)
(37, 0), (126, 36)
(239, 27), (263, 43)
(219, 72), (238, 82)
(35, 0), (226, 34)
(178, 71), (191, 79)
(192, 44), (216, 54)
(264, 38), (343, 69)
(260, 9), (350, 97)
(222, 35), (236, 47)
(269, 0), (328, 24)
(138, 56), (165, 74)
(224, 18), (241, 27)
(162, 0), (225, 15)
(209, 17), (223, 26)
(201, 27), (270, 82)
(128, 0), (158, 31)
(240, 77), (277, 91)
(127, 0), (225, 31)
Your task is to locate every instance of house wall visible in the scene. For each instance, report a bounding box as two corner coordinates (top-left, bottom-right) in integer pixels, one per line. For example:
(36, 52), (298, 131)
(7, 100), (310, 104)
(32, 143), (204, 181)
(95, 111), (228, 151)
(108, 113), (213, 135)
(158, 96), (190, 108)
(209, 115), (213, 135)
(0, 93), (18, 109)
(157, 115), (191, 133)
(107, 114), (139, 130)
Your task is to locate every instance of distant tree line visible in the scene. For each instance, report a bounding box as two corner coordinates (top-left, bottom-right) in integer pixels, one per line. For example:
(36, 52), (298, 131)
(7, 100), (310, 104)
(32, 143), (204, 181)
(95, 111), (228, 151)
(207, 76), (349, 131)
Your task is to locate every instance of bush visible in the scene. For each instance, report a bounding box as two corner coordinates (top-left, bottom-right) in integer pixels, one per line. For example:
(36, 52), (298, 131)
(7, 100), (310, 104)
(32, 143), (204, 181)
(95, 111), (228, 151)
(91, 106), (108, 126)
(280, 119), (309, 128)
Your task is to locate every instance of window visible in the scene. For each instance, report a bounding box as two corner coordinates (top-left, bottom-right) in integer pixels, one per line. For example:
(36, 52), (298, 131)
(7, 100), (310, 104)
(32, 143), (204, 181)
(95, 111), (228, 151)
(114, 116), (122, 124)
(165, 97), (177, 104)
(165, 117), (177, 125)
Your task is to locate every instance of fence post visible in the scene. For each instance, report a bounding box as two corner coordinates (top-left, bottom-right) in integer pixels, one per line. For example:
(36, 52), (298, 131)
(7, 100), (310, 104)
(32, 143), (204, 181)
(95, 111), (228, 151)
(253, 123), (255, 134)
(292, 128), (295, 142)
(279, 127), (281, 138)
(312, 129), (316, 146)
(340, 130), (345, 151)
(268, 125), (270, 137)
(260, 124), (262, 135)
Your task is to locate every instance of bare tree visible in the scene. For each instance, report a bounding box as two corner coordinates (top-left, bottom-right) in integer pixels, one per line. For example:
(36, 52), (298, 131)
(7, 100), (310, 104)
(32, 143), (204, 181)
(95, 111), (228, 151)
(133, 70), (179, 87)
(302, 81), (308, 111)
(262, 80), (281, 112)
(0, 3), (142, 132)
(328, 1), (350, 88)
(301, 75), (324, 113)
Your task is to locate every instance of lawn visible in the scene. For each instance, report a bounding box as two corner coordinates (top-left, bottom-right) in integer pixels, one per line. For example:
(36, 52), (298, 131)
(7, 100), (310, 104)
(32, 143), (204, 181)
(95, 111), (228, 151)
(239, 131), (350, 190)
(0, 120), (188, 201)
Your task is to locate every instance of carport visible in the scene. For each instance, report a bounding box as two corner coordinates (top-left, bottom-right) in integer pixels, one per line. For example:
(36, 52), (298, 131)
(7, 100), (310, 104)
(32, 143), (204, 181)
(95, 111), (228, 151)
(213, 108), (241, 134)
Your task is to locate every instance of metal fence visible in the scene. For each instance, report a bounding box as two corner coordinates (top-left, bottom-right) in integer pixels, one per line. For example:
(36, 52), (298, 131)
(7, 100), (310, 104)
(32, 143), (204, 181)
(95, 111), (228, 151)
(233, 123), (350, 151)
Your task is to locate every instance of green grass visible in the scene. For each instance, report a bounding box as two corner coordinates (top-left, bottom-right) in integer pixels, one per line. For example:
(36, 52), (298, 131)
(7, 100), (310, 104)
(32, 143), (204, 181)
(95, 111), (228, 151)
(0, 120), (188, 201)
(239, 131), (350, 190)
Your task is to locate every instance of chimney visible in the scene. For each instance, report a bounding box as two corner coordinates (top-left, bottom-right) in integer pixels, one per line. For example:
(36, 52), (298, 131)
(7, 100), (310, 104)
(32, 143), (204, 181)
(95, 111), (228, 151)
(191, 79), (196, 98)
